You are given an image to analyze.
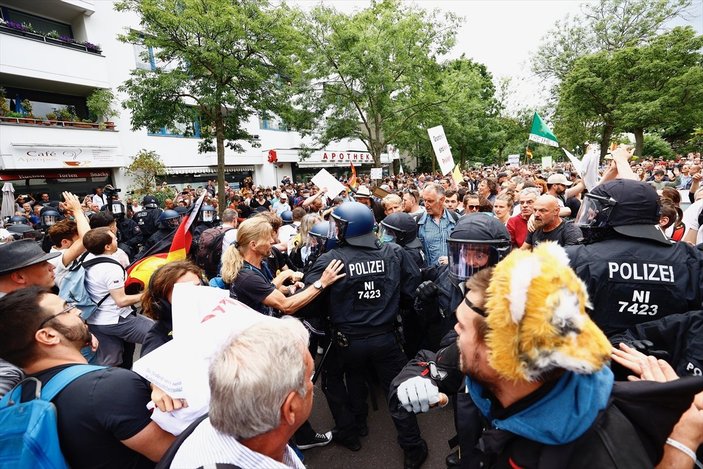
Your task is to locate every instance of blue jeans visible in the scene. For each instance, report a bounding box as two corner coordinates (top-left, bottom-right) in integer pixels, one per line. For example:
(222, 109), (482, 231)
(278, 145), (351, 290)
(89, 314), (154, 367)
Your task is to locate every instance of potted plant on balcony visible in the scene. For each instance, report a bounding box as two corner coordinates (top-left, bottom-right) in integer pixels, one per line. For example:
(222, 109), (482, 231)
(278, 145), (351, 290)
(83, 41), (102, 54)
(55, 106), (78, 126)
(45, 30), (62, 45)
(18, 99), (36, 124)
(87, 88), (118, 130)
(0, 87), (9, 118)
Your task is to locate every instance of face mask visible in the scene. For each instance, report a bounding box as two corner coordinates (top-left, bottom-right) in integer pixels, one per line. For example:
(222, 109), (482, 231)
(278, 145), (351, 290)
(380, 233), (395, 245)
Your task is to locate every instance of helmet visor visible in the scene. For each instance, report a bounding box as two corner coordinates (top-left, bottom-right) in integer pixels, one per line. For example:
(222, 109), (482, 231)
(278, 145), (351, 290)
(202, 211), (214, 222)
(377, 225), (397, 244)
(447, 240), (510, 281)
(574, 193), (617, 229)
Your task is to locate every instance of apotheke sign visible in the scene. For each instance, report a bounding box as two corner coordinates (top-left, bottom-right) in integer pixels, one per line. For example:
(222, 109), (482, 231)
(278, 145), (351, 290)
(8, 145), (117, 169)
(319, 151), (373, 163)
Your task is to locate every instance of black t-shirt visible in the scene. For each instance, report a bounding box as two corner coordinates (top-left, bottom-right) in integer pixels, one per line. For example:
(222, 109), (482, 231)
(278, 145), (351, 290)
(229, 262), (276, 316)
(526, 220), (582, 248)
(22, 364), (155, 469)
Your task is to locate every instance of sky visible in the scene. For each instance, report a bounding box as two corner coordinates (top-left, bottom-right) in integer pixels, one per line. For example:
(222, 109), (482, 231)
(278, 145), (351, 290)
(294, 0), (703, 113)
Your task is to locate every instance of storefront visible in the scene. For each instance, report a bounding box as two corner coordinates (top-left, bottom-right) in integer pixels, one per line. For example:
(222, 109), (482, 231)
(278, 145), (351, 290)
(290, 150), (395, 183)
(160, 165), (255, 190)
(0, 142), (123, 200)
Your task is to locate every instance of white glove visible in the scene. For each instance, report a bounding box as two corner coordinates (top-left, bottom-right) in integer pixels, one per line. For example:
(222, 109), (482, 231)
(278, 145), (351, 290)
(397, 376), (440, 413)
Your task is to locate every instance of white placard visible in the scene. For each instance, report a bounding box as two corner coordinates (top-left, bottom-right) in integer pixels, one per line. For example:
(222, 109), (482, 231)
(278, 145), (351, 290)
(370, 167), (383, 180)
(541, 156), (553, 169)
(311, 168), (347, 197)
(508, 154), (520, 167)
(427, 125), (455, 175)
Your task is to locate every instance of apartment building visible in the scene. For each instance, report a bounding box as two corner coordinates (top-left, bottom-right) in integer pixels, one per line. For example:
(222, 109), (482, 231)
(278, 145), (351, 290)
(0, 0), (395, 199)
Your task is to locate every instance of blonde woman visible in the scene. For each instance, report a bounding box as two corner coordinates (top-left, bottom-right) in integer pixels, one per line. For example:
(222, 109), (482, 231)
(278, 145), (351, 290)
(493, 193), (514, 225)
(220, 217), (344, 317)
(288, 213), (322, 269)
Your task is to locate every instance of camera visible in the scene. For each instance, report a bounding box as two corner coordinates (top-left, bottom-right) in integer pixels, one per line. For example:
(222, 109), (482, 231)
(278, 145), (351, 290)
(104, 184), (121, 199)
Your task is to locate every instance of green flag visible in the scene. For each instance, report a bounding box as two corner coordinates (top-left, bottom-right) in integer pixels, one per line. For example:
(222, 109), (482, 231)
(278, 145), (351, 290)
(528, 112), (559, 147)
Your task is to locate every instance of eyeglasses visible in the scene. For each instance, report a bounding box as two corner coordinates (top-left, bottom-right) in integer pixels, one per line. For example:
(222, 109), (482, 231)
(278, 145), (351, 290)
(466, 205), (479, 210)
(463, 294), (486, 317)
(37, 302), (77, 330)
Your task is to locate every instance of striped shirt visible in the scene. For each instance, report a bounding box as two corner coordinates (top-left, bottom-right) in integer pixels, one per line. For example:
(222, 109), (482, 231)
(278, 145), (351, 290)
(171, 418), (305, 469)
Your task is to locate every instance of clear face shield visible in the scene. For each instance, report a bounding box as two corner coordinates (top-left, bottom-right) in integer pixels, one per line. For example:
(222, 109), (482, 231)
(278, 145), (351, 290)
(42, 214), (58, 226)
(574, 193), (617, 229)
(447, 240), (511, 281)
(201, 210), (215, 223)
(377, 224), (397, 245)
(167, 217), (180, 228)
(111, 202), (124, 215)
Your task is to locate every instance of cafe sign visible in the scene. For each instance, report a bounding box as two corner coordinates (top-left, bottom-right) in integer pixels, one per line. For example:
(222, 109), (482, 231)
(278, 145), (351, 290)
(7, 145), (119, 169)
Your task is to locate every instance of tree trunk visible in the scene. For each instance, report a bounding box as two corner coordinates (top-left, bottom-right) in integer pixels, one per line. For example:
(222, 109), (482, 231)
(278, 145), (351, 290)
(633, 127), (644, 157)
(600, 123), (614, 160)
(215, 105), (226, 216)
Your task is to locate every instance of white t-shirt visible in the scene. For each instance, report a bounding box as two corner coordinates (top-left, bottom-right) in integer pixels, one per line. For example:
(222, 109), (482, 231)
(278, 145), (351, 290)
(84, 254), (131, 325)
(222, 227), (238, 252)
(48, 248), (71, 288)
(682, 199), (703, 244)
(278, 224), (298, 246)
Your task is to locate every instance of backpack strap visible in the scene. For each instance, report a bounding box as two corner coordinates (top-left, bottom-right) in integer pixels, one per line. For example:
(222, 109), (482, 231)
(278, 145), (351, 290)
(82, 257), (125, 275)
(155, 413), (209, 469)
(0, 364), (105, 406)
(41, 364), (106, 401)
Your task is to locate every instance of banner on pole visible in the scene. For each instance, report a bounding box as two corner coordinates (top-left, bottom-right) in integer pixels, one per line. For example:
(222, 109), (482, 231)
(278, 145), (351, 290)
(529, 113), (559, 147)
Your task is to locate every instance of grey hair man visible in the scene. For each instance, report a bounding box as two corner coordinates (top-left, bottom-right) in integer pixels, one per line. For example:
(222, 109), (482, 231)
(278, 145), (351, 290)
(171, 318), (312, 468)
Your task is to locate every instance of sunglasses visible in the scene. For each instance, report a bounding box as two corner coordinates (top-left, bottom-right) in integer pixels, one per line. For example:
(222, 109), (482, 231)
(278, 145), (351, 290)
(466, 205), (479, 210)
(463, 294), (486, 317)
(37, 302), (77, 330)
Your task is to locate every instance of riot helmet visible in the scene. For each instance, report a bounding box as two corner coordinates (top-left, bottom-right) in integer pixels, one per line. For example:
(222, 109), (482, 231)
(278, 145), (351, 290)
(9, 215), (29, 225)
(199, 205), (216, 223)
(174, 205), (189, 221)
(142, 195), (159, 209)
(40, 209), (61, 227)
(331, 201), (377, 249)
(280, 210), (294, 225)
(576, 179), (669, 245)
(379, 212), (420, 247)
(102, 202), (126, 220)
(159, 209), (181, 229)
(308, 220), (338, 259)
(447, 213), (511, 281)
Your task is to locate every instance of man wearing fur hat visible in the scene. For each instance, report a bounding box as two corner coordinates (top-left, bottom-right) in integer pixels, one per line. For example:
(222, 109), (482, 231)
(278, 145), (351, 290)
(396, 243), (703, 468)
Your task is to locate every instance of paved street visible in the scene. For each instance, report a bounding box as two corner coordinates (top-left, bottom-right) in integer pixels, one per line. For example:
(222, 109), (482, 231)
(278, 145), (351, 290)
(303, 376), (456, 469)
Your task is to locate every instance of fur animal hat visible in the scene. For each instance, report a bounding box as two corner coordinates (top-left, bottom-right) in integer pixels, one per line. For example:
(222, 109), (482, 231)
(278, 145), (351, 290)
(484, 242), (611, 382)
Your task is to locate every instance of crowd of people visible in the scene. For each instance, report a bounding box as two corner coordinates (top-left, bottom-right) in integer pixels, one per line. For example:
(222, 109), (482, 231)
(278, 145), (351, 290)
(1, 145), (703, 468)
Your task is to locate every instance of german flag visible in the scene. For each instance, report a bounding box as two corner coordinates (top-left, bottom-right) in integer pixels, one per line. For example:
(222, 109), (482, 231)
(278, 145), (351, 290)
(125, 193), (205, 292)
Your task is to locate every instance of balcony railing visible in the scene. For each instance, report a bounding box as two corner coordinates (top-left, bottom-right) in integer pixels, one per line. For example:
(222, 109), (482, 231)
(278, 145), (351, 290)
(0, 116), (116, 130)
(0, 22), (102, 55)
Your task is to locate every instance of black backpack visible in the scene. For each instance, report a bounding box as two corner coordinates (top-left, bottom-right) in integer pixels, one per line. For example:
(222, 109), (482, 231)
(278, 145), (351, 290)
(194, 226), (233, 278)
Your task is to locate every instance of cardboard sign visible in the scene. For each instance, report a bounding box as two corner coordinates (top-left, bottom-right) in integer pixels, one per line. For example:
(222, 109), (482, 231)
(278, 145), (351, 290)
(427, 125), (455, 175)
(541, 156), (553, 169)
(311, 168), (346, 197)
(508, 154), (520, 167)
(370, 167), (383, 180)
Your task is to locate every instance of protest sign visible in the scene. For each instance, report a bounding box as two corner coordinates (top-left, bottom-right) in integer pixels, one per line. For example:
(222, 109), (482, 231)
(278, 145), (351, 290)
(427, 125), (455, 175)
(541, 156), (553, 169)
(508, 154), (520, 167)
(370, 167), (383, 180)
(311, 168), (346, 197)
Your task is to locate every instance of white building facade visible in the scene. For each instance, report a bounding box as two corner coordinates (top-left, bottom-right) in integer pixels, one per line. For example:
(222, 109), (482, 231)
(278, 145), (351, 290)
(0, 0), (396, 199)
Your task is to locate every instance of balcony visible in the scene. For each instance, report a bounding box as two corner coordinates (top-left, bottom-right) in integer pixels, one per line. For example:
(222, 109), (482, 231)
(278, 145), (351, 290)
(0, 24), (109, 89)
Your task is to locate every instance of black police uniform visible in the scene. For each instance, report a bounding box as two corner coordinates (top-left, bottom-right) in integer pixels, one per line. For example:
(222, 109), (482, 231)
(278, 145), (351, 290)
(117, 217), (142, 261)
(414, 264), (465, 352)
(566, 238), (703, 336)
(305, 242), (423, 450)
(133, 207), (162, 241)
(137, 225), (175, 259)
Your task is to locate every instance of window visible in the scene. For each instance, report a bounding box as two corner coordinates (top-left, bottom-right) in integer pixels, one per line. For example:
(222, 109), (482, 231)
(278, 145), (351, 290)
(2, 87), (88, 120)
(0, 7), (73, 38)
(259, 114), (288, 131)
(133, 44), (156, 70)
(148, 114), (201, 138)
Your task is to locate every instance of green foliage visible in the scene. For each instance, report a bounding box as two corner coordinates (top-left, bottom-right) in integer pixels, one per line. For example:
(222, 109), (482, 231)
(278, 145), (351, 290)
(289, 0), (460, 167)
(45, 112), (57, 120)
(116, 0), (305, 210)
(20, 99), (32, 117)
(87, 88), (118, 122)
(54, 107), (78, 122)
(642, 133), (675, 159)
(125, 149), (167, 198)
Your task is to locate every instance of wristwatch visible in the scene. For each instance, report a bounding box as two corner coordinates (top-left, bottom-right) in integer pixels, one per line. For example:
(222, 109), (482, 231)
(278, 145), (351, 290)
(314, 280), (324, 290)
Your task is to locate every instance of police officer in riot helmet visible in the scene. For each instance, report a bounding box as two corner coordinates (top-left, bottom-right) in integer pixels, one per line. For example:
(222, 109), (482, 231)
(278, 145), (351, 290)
(100, 201), (143, 261)
(192, 205), (217, 245)
(305, 220), (337, 271)
(379, 212), (426, 269)
(133, 195), (162, 241)
(415, 213), (511, 352)
(38, 207), (63, 252)
(566, 178), (703, 336)
(137, 209), (180, 258)
(304, 201), (427, 467)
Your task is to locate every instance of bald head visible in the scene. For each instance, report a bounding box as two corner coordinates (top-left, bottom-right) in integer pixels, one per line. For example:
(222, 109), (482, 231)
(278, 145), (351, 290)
(533, 195), (560, 229)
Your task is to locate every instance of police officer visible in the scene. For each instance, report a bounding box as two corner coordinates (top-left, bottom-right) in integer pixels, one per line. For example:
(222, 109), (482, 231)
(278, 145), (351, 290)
(415, 214), (512, 351)
(192, 205), (217, 245)
(133, 195), (162, 241)
(567, 178), (703, 337)
(137, 209), (180, 258)
(38, 207), (62, 253)
(304, 201), (427, 468)
(101, 201), (142, 261)
(306, 220), (337, 271)
(379, 212), (427, 269)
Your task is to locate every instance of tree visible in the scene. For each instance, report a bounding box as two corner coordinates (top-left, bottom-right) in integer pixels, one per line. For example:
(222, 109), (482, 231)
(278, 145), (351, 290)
(533, 0), (693, 94)
(115, 0), (304, 212)
(289, 0), (460, 169)
(643, 133), (675, 160)
(125, 149), (167, 197)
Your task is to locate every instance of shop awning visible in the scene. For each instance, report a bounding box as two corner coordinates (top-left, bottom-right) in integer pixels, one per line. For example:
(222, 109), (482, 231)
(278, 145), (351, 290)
(161, 166), (254, 175)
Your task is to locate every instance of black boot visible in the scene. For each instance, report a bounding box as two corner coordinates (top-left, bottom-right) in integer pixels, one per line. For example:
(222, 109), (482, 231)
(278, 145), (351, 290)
(445, 449), (461, 468)
(404, 439), (428, 469)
